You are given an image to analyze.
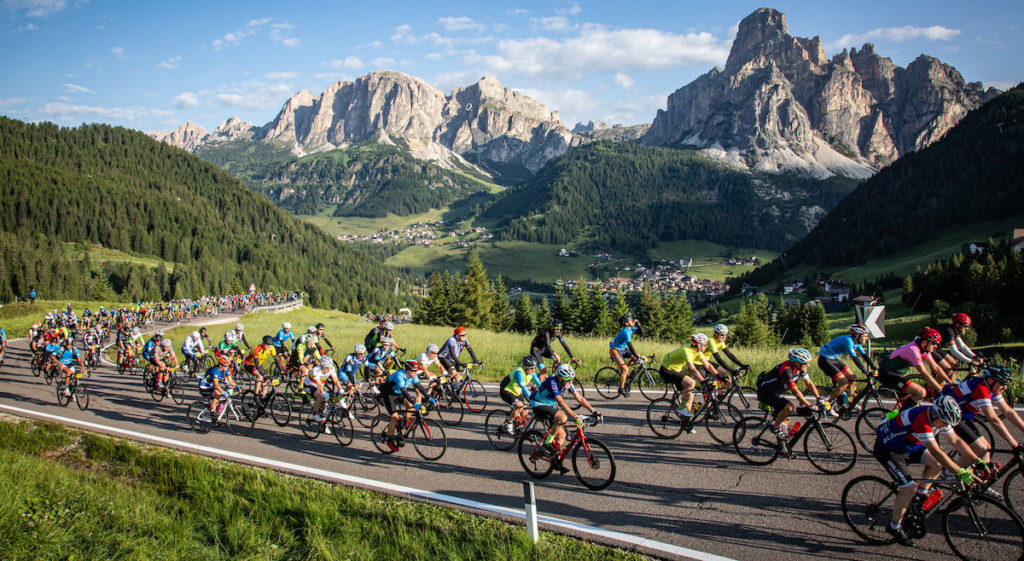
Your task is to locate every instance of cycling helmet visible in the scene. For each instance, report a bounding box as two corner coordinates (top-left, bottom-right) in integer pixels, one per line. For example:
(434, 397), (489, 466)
(522, 355), (539, 368)
(191, 331), (200, 339)
(382, 321), (394, 331)
(132, 327), (141, 335)
(316, 323), (325, 330)
(850, 324), (869, 336)
(67, 304), (72, 310)
(952, 313), (972, 326)
(619, 314), (633, 326)
(282, 322), (291, 330)
(161, 338), (172, 348)
(916, 327), (941, 344)
(217, 355), (230, 366)
(199, 326), (207, 333)
(982, 364), (1012, 385)
(262, 335), (273, 346)
(454, 326), (467, 335)
(235, 323), (244, 331)
(380, 336), (393, 345)
(691, 332), (709, 346)
(788, 348), (812, 364)
(404, 360), (421, 371)
(155, 330), (164, 337)
(306, 326), (316, 334)
(319, 356), (334, 370)
(426, 343), (439, 353)
(931, 394), (962, 427)
(556, 363), (576, 381)
(354, 343), (367, 354)
(224, 332), (234, 341)
(552, 320), (563, 330)
(713, 324), (729, 335)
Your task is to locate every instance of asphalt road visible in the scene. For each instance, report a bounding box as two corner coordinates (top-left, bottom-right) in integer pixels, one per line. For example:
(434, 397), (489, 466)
(0, 320), (1009, 561)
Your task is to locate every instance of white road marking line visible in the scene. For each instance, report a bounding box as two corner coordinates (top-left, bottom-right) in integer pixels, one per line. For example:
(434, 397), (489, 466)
(0, 402), (736, 561)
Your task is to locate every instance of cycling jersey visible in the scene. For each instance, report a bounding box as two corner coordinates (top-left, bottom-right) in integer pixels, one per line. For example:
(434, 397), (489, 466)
(756, 361), (808, 395)
(819, 334), (865, 360)
(273, 329), (294, 349)
(183, 333), (205, 356)
(45, 342), (62, 357)
(415, 352), (441, 375)
(941, 378), (1003, 421)
(302, 365), (334, 386)
(292, 334), (320, 363)
(438, 335), (478, 367)
(0, 328), (6, 342)
(609, 326), (636, 351)
(216, 341), (239, 355)
(116, 330), (130, 346)
(338, 352), (366, 384)
(879, 342), (928, 374)
(366, 344), (395, 370)
(530, 376), (574, 408)
(244, 344), (277, 367)
(141, 337), (159, 360)
(662, 346), (704, 373)
(530, 328), (574, 360)
(705, 337), (727, 355)
(876, 405), (950, 454)
(200, 366), (230, 389)
(152, 345), (173, 363)
(936, 323), (975, 363)
(53, 347), (80, 366)
(501, 367), (541, 399)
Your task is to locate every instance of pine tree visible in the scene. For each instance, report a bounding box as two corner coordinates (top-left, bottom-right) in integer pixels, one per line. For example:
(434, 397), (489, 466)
(589, 283), (613, 336)
(535, 296), (552, 332)
(635, 284), (664, 341)
(610, 289), (630, 328)
(512, 294), (536, 333)
(459, 251), (492, 329)
(731, 300), (774, 347)
(568, 280), (588, 333)
(552, 285), (573, 331)
(490, 275), (513, 332)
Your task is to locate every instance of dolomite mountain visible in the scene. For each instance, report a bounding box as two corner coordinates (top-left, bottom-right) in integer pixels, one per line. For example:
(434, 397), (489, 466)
(153, 72), (582, 181)
(641, 8), (999, 178)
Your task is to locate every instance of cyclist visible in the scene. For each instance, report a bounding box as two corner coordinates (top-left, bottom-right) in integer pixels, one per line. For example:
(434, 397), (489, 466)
(941, 363), (1024, 474)
(288, 326), (321, 382)
(706, 324), (750, 379)
(141, 330), (163, 369)
(226, 323), (249, 351)
(82, 327), (100, 365)
(272, 322), (294, 353)
(660, 333), (717, 425)
(438, 326), (480, 385)
(242, 335), (284, 400)
(0, 325), (6, 362)
(129, 327), (145, 351)
(28, 322), (42, 353)
(416, 343), (443, 383)
(530, 364), (600, 473)
(380, 360), (434, 453)
(499, 355), (544, 434)
(819, 324), (877, 415)
(50, 337), (87, 396)
(199, 354), (238, 418)
(609, 314), (641, 396)
(933, 313), (982, 379)
(365, 320), (397, 351)
(182, 330), (206, 366)
(755, 348), (822, 441)
(336, 344), (368, 411)
(303, 355), (342, 430)
(873, 394), (980, 546)
(152, 338), (179, 391)
(878, 327), (946, 407)
(215, 331), (241, 361)
(530, 320), (579, 367)
(313, 322), (337, 355)
(365, 335), (399, 386)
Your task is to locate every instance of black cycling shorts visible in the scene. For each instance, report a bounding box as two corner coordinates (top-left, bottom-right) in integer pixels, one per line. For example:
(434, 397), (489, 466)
(532, 405), (558, 425)
(658, 366), (687, 392)
(500, 388), (521, 406)
(818, 356), (852, 381)
(383, 392), (408, 415)
(877, 369), (910, 392)
(756, 388), (790, 414)
(953, 417), (982, 444)
(873, 440), (926, 488)
(438, 356), (457, 372)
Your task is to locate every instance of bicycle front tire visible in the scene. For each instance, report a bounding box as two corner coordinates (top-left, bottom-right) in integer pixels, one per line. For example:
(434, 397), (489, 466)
(572, 437), (616, 491)
(841, 475), (898, 545)
(942, 495), (1024, 561)
(855, 406), (889, 452)
(461, 380), (487, 413)
(436, 389), (464, 426)
(74, 383), (89, 411)
(330, 409), (355, 447)
(803, 422), (857, 474)
(411, 418), (447, 461)
(637, 369), (667, 401)
(269, 392), (292, 427)
(703, 401), (743, 445)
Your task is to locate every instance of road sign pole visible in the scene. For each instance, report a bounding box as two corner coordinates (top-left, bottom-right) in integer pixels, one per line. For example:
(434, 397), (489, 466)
(524, 480), (538, 544)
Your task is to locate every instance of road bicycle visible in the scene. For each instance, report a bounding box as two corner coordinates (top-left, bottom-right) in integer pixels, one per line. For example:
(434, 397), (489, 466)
(732, 403), (858, 474)
(427, 373), (464, 426)
(484, 403), (550, 451)
(55, 368), (89, 411)
(143, 365), (185, 404)
(369, 406), (447, 461)
(298, 392), (354, 446)
(517, 415), (615, 491)
(85, 344), (101, 370)
(449, 362), (488, 413)
(719, 367), (758, 413)
(186, 388), (256, 436)
(117, 346), (140, 375)
(646, 383), (744, 445)
(842, 474), (1024, 560)
(829, 369), (899, 422)
(593, 355), (665, 401)
(240, 376), (293, 427)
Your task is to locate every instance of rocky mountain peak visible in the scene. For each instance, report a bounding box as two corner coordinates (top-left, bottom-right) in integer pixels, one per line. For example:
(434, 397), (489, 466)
(151, 121), (208, 152)
(727, 8), (789, 70)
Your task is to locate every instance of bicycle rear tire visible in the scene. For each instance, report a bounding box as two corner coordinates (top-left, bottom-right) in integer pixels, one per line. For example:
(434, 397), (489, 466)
(942, 495), (1024, 561)
(518, 429), (556, 479)
(56, 382), (72, 407)
(645, 398), (685, 439)
(485, 409), (518, 451)
(593, 366), (622, 400)
(461, 380), (487, 413)
(369, 414), (395, 454)
(733, 416), (780, 466)
(226, 402), (256, 436)
(411, 418), (447, 461)
(841, 475), (898, 545)
(187, 401), (213, 434)
(572, 437), (616, 491)
(803, 422), (857, 474)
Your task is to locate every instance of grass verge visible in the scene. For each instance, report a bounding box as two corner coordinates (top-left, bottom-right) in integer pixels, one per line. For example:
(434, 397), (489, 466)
(0, 417), (646, 561)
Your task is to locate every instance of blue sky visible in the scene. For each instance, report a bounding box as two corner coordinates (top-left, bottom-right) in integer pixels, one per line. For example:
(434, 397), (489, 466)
(1, 0), (1021, 134)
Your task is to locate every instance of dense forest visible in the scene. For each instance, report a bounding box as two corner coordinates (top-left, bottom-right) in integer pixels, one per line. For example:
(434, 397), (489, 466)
(732, 84), (1024, 288)
(0, 117), (412, 310)
(482, 141), (859, 252)
(198, 138), (494, 217)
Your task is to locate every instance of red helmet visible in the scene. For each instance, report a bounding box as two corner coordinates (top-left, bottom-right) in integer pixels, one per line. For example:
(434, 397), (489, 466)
(952, 312), (972, 326)
(404, 360), (421, 371)
(217, 355), (230, 366)
(850, 324), (869, 336)
(916, 327), (941, 344)
(453, 326), (467, 335)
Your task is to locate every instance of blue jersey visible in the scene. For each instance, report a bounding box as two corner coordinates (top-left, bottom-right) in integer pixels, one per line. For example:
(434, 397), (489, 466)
(531, 376), (574, 408)
(45, 342), (62, 357)
(273, 329), (294, 348)
(53, 347), (80, 366)
(385, 370), (421, 395)
(609, 326), (636, 351)
(0, 328), (6, 341)
(339, 353), (367, 377)
(819, 335), (865, 360)
(142, 337), (158, 360)
(200, 366), (230, 389)
(367, 345), (394, 368)
(876, 405), (947, 454)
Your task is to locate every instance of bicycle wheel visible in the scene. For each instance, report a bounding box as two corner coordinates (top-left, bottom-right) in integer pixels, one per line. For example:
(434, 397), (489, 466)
(411, 418), (447, 461)
(593, 366), (622, 400)
(942, 495), (1024, 561)
(187, 401), (213, 434)
(436, 390), (464, 427)
(44, 366), (55, 385)
(645, 398), (685, 439)
(74, 383), (89, 411)
(572, 437), (616, 491)
(461, 380), (487, 413)
(330, 409), (355, 447)
(841, 475), (898, 545)
(704, 401), (744, 445)
(369, 414), (394, 454)
(637, 369), (667, 401)
(299, 403), (322, 440)
(733, 416), (780, 466)
(803, 422), (858, 474)
(353, 394), (379, 428)
(727, 385), (758, 413)
(240, 390), (263, 421)
(485, 409), (518, 451)
(855, 407), (889, 452)
(269, 392), (292, 427)
(518, 429), (556, 479)
(1004, 468), (1024, 518)
(226, 402), (256, 436)
(168, 375), (185, 405)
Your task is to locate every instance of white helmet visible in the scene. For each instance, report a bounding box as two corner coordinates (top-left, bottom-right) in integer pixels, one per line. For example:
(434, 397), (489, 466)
(713, 324), (729, 335)
(161, 338), (172, 348)
(191, 331), (200, 339)
(354, 344), (367, 354)
(224, 332), (234, 342)
(426, 343), (439, 353)
(282, 322), (291, 330)
(320, 356), (334, 370)
(235, 323), (244, 331)
(382, 321), (394, 330)
(380, 336), (393, 345)
(306, 326), (316, 334)
(691, 333), (709, 346)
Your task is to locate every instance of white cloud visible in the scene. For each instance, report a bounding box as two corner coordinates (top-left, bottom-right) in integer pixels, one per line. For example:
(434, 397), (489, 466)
(532, 16), (575, 32)
(269, 27), (301, 47)
(63, 83), (93, 94)
(156, 55), (182, 70)
(264, 71), (298, 80)
(468, 24), (730, 81)
(0, 97), (26, 110)
(426, 52), (444, 61)
(566, 4), (582, 15)
(370, 57), (396, 68)
(211, 17), (279, 50)
(830, 25), (961, 49)
(424, 32), (454, 48)
(214, 81), (293, 111)
(516, 86), (599, 126)
(4, 0), (67, 18)
(329, 56), (364, 70)
(18, 23), (38, 31)
(614, 72), (635, 89)
(281, 37), (301, 48)
(438, 16), (485, 33)
(391, 24), (417, 44)
(110, 46), (125, 59)
(172, 91), (199, 109)
(508, 8), (528, 16)
(247, 17), (272, 28)
(41, 102), (173, 122)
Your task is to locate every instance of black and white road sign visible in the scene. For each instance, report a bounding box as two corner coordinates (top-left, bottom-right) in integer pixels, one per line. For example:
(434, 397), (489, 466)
(855, 305), (885, 338)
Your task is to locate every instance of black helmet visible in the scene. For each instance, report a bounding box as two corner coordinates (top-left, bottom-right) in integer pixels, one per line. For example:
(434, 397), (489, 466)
(551, 320), (563, 330)
(262, 335), (274, 346)
(315, 322), (325, 330)
(983, 364), (1012, 385)
(522, 355), (538, 368)
(619, 314), (633, 327)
